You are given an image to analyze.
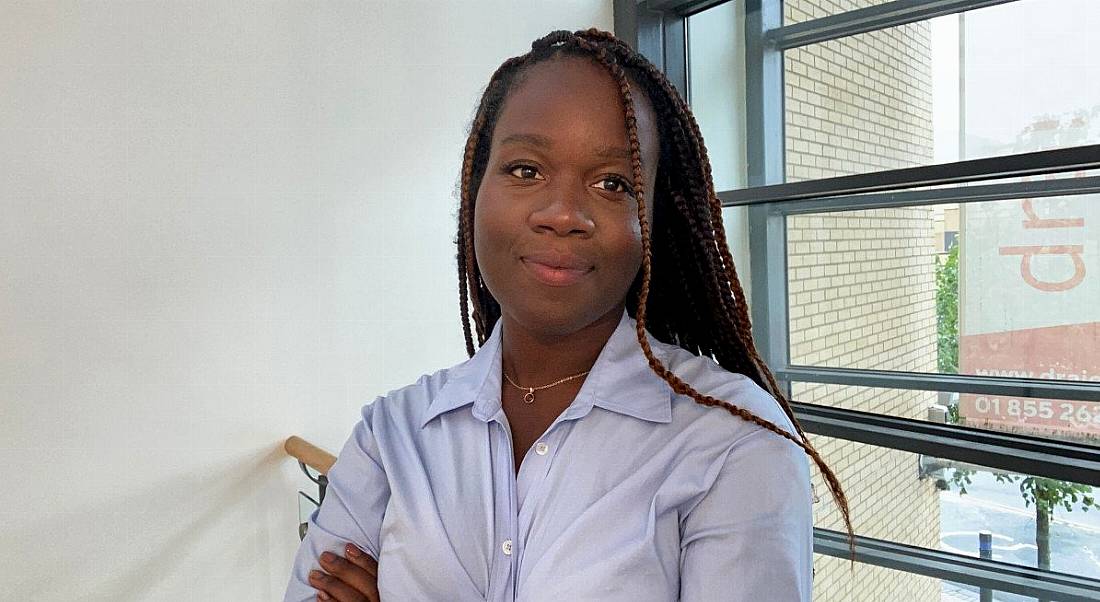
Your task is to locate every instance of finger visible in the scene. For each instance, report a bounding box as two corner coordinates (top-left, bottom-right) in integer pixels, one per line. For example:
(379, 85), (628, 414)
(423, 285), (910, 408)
(342, 545), (380, 602)
(309, 568), (365, 602)
(344, 544), (378, 578)
(319, 552), (377, 600)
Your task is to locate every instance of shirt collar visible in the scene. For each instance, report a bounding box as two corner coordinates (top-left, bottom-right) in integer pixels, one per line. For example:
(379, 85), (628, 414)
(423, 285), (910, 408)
(418, 309), (673, 428)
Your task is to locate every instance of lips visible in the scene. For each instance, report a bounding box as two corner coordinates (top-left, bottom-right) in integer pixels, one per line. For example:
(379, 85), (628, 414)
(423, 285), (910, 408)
(520, 251), (594, 287)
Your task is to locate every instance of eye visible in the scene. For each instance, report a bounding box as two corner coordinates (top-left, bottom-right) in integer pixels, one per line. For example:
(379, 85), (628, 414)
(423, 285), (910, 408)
(595, 175), (634, 196)
(507, 163), (544, 180)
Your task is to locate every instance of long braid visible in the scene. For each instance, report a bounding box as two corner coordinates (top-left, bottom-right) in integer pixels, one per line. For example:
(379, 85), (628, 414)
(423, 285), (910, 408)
(456, 237), (474, 357)
(460, 92), (490, 347)
(457, 109), (482, 355)
(589, 28), (817, 450)
(597, 32), (844, 531)
(454, 29), (853, 551)
(665, 128), (748, 370)
(578, 35), (852, 545)
(589, 33), (758, 383)
(648, 60), (792, 417)
(458, 55), (528, 349)
(664, 192), (721, 354)
(658, 215), (702, 352)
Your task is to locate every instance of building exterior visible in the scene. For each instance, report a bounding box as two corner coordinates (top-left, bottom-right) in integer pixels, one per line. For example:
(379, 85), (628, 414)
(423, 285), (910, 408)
(783, 2), (941, 600)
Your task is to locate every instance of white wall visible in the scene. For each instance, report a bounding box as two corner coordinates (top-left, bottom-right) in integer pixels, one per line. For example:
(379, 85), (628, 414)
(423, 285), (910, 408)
(0, 1), (612, 599)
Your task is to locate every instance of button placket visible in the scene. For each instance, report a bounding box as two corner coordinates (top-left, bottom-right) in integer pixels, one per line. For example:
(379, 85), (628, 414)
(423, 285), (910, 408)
(514, 423), (570, 582)
(485, 418), (519, 601)
(516, 429), (560, 512)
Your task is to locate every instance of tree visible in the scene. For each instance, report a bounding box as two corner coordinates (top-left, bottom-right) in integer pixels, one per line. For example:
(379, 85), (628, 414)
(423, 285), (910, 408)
(935, 241), (1099, 596)
(935, 243), (959, 375)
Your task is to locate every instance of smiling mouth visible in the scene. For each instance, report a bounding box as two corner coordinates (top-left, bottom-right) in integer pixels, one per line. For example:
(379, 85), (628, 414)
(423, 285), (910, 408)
(520, 258), (593, 287)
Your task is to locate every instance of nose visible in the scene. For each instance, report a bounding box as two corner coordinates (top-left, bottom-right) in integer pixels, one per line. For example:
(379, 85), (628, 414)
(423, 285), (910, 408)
(528, 179), (595, 237)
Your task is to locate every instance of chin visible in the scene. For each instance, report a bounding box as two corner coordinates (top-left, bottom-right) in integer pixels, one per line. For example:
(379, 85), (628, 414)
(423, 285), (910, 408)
(505, 298), (622, 338)
(518, 307), (589, 337)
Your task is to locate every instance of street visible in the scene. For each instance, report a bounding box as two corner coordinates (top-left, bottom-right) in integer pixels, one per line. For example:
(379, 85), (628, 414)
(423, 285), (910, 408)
(938, 469), (1100, 600)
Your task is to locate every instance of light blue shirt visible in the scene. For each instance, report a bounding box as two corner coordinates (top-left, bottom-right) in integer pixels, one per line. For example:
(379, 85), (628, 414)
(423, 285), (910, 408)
(285, 310), (812, 601)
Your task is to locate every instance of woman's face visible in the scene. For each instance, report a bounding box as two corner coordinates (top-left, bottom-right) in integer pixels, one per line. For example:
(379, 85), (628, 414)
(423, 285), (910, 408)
(473, 56), (660, 337)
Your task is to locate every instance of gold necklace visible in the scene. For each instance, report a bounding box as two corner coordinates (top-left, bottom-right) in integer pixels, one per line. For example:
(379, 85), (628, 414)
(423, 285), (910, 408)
(503, 369), (591, 404)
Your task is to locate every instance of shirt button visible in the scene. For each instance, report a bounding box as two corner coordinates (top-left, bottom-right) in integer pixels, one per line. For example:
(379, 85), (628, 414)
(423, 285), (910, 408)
(502, 539), (513, 555)
(535, 442), (549, 455)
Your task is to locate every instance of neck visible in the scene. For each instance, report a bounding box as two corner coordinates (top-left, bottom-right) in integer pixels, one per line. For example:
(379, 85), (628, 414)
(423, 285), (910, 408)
(500, 305), (624, 386)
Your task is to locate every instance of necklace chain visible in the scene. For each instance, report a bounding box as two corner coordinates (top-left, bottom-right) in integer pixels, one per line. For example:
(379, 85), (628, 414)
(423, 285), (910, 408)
(503, 368), (591, 404)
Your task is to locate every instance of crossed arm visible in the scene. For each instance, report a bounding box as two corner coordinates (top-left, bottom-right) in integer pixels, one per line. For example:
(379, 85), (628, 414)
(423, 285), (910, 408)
(308, 543), (379, 602)
(308, 426), (813, 601)
(286, 402), (389, 602)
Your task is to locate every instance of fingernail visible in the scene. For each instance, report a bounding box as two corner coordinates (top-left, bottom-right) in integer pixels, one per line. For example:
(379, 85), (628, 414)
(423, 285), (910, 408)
(318, 592), (331, 601)
(345, 544), (361, 558)
(310, 570), (328, 582)
(320, 552), (335, 564)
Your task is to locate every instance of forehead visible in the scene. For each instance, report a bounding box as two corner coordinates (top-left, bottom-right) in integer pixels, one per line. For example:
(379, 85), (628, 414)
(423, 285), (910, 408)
(492, 56), (659, 164)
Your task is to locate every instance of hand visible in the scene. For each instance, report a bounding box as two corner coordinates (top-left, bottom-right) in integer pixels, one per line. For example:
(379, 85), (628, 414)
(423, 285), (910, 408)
(309, 543), (380, 602)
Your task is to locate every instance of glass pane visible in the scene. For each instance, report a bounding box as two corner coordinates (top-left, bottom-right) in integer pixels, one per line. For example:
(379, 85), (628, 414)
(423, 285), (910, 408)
(688, 0), (747, 192)
(783, 0), (1100, 181)
(688, 2), (754, 302)
(959, 392), (1100, 441)
(809, 434), (1100, 601)
(297, 490), (320, 540)
(940, 585), (1042, 602)
(786, 190), (1100, 403)
(797, 381), (1100, 446)
(785, 1), (893, 26)
(814, 554), (1060, 601)
(813, 554), (942, 601)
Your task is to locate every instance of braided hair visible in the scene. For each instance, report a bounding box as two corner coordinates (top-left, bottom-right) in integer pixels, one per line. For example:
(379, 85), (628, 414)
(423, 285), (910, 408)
(455, 28), (853, 548)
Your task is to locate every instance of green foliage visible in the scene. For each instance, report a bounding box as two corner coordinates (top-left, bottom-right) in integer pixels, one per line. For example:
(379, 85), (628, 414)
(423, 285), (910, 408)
(932, 239), (1097, 571)
(935, 243), (959, 375)
(948, 465), (973, 495)
(993, 474), (1100, 515)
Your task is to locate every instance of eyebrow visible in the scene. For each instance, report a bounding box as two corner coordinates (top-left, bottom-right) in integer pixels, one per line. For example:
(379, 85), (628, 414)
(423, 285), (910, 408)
(499, 132), (637, 163)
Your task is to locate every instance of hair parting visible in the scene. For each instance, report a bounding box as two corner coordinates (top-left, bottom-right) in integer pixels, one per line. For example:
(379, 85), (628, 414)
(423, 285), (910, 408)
(455, 28), (853, 554)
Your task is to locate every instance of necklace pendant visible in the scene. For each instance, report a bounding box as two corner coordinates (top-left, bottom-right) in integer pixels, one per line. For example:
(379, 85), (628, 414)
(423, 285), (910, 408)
(524, 389), (535, 404)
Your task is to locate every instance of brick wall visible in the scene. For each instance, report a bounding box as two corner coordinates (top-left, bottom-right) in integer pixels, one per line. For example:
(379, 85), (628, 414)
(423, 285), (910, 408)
(783, 2), (942, 601)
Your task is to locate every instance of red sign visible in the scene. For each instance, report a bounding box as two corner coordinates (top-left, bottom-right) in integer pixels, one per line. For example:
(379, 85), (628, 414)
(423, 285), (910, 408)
(959, 179), (1098, 442)
(959, 322), (1100, 439)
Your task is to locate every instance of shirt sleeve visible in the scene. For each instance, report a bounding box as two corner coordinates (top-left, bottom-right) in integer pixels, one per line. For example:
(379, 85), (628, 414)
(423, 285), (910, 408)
(678, 428), (814, 602)
(284, 402), (391, 601)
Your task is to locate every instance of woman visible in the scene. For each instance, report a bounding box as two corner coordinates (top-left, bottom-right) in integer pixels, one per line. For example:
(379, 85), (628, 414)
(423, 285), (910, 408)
(286, 28), (851, 602)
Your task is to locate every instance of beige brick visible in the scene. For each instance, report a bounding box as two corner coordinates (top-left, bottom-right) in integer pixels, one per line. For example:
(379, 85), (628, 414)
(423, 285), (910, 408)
(779, 4), (938, 599)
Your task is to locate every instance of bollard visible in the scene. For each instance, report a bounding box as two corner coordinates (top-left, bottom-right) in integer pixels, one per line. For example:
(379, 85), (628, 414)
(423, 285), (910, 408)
(979, 531), (993, 602)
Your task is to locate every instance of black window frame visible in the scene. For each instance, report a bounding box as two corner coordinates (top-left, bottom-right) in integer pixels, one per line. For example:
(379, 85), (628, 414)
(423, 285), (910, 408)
(614, 1), (1100, 599)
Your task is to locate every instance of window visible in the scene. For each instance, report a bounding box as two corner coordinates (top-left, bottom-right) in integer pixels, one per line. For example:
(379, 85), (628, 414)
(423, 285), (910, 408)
(616, 1), (1100, 600)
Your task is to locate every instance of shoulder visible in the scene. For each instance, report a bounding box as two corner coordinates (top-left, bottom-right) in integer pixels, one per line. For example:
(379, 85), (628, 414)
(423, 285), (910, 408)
(357, 361), (464, 430)
(644, 338), (811, 521)
(648, 335), (799, 444)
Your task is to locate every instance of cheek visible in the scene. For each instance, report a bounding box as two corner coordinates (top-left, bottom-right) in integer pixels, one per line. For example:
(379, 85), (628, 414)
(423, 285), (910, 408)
(629, 233), (645, 274)
(472, 199), (487, 252)
(626, 204), (645, 257)
(472, 207), (495, 271)
(629, 213), (643, 239)
(472, 190), (516, 274)
(614, 214), (645, 276)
